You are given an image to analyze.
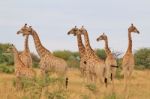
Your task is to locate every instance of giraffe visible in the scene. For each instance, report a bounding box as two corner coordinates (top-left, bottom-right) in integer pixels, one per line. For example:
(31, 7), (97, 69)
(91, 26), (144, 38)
(10, 44), (36, 79)
(18, 35), (32, 68)
(80, 26), (106, 84)
(17, 24), (68, 77)
(97, 33), (118, 90)
(122, 24), (139, 91)
(67, 26), (87, 77)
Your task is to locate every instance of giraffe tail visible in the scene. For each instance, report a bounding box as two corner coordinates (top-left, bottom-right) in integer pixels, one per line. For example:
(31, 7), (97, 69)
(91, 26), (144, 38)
(104, 77), (107, 88)
(111, 65), (119, 68)
(65, 77), (69, 89)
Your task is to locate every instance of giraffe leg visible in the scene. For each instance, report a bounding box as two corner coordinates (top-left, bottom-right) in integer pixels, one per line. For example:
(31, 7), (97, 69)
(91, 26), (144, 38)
(111, 73), (113, 81)
(111, 73), (115, 93)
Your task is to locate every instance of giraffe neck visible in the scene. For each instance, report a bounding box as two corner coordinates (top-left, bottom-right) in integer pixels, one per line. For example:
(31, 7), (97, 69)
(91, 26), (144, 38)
(24, 35), (29, 51)
(12, 47), (25, 67)
(83, 31), (93, 52)
(126, 31), (132, 53)
(76, 34), (85, 58)
(31, 30), (50, 58)
(104, 38), (111, 56)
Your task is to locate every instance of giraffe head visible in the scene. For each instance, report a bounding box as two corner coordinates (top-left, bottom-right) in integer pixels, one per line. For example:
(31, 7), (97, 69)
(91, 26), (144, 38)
(96, 33), (107, 41)
(7, 44), (17, 53)
(128, 24), (140, 34)
(79, 26), (87, 35)
(67, 26), (81, 36)
(17, 24), (33, 36)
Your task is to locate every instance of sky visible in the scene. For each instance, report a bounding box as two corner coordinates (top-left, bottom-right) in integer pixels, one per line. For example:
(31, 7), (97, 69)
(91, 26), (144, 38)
(0, 0), (150, 55)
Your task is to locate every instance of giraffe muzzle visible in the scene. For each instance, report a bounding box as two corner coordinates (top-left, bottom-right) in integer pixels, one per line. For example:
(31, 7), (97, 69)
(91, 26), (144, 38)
(17, 31), (21, 34)
(96, 38), (100, 41)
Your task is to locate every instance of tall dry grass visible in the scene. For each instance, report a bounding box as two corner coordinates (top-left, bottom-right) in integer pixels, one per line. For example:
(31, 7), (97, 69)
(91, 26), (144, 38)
(0, 68), (150, 99)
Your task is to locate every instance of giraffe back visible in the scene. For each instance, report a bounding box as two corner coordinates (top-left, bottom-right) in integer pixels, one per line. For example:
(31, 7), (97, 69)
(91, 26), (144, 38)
(19, 51), (32, 68)
(40, 54), (67, 75)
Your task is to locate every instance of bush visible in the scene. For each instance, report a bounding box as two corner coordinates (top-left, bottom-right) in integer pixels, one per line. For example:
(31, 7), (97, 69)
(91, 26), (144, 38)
(96, 49), (107, 60)
(0, 64), (14, 74)
(0, 43), (40, 67)
(53, 50), (73, 61)
(135, 48), (150, 69)
(12, 76), (67, 99)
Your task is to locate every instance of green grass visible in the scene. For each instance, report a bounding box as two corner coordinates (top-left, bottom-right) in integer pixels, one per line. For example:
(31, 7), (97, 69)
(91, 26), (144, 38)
(0, 64), (14, 74)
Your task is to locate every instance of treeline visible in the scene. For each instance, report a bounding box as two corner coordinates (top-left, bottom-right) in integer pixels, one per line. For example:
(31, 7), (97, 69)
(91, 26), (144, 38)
(0, 43), (150, 70)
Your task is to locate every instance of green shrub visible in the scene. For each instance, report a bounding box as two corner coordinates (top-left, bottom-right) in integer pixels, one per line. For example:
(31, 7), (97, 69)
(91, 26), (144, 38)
(135, 48), (150, 69)
(0, 64), (14, 74)
(53, 50), (73, 61)
(96, 49), (107, 60)
(12, 75), (67, 99)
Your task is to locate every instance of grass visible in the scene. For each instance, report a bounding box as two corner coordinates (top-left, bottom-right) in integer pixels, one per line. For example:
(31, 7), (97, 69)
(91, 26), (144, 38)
(0, 68), (150, 99)
(0, 64), (14, 74)
(86, 83), (97, 92)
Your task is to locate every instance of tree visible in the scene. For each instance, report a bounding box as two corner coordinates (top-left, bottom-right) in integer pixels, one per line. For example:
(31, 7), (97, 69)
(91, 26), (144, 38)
(134, 48), (150, 69)
(96, 49), (106, 60)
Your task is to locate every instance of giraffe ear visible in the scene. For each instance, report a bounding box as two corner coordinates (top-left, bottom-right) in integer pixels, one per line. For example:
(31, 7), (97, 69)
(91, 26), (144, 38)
(29, 26), (32, 28)
(29, 26), (32, 32)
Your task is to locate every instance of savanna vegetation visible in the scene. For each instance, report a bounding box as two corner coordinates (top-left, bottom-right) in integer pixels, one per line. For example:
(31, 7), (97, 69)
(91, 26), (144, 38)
(0, 43), (150, 99)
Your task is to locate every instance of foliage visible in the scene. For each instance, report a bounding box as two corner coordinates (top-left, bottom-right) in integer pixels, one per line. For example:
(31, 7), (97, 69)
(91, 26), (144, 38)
(0, 43), (40, 67)
(53, 50), (75, 61)
(134, 48), (150, 69)
(0, 64), (14, 74)
(1, 43), (150, 70)
(96, 49), (107, 60)
(53, 50), (80, 68)
(0, 43), (13, 64)
(13, 76), (67, 99)
(86, 83), (97, 92)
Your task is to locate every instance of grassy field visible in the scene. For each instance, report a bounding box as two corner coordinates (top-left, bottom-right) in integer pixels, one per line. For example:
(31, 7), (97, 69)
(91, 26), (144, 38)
(0, 68), (150, 99)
